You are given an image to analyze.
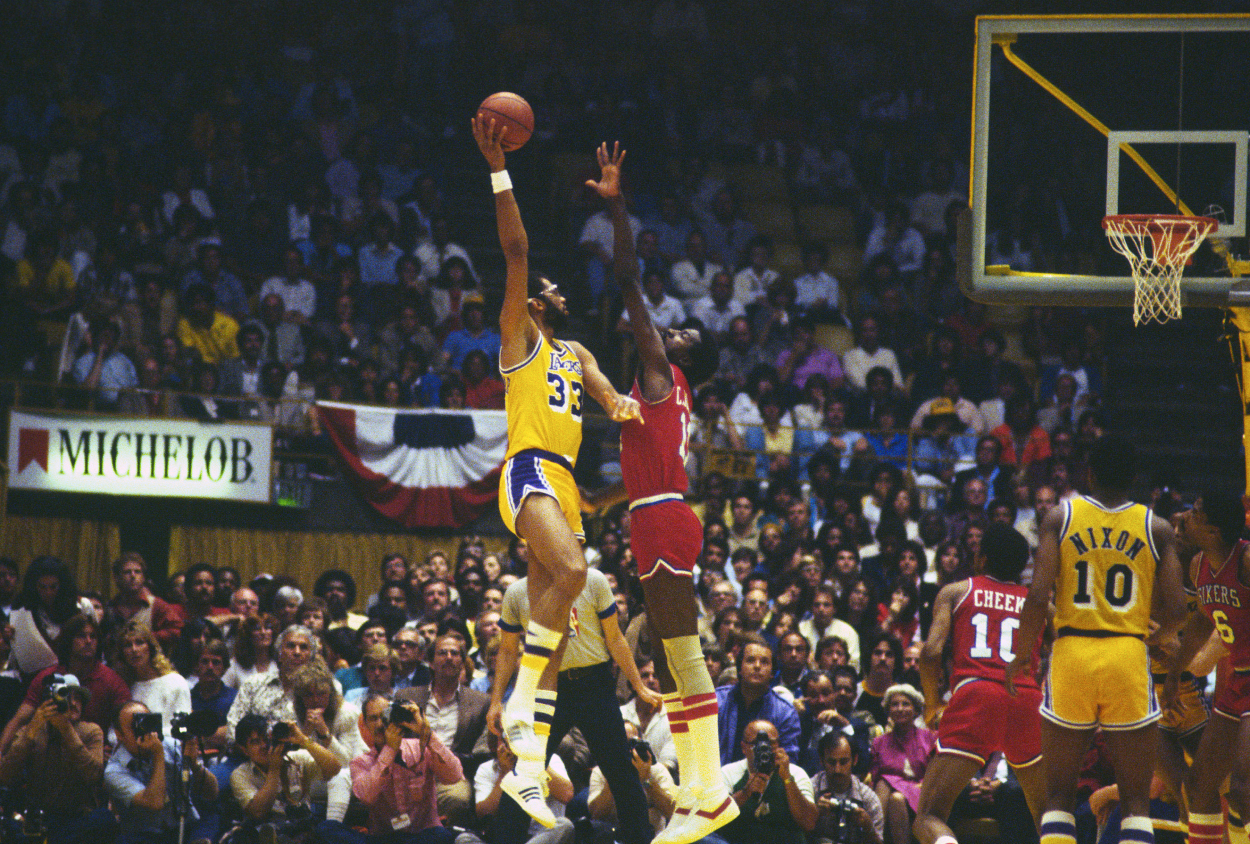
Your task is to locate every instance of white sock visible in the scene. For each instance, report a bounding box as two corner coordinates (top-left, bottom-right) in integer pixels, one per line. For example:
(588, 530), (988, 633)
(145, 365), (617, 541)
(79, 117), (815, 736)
(507, 621), (562, 722)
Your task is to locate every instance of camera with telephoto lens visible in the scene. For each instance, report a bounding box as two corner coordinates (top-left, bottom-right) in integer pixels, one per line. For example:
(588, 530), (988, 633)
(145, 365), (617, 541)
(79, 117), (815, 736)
(628, 738), (654, 765)
(41, 674), (74, 714)
(170, 710), (225, 741)
(820, 794), (865, 844)
(131, 712), (163, 741)
(751, 733), (774, 775)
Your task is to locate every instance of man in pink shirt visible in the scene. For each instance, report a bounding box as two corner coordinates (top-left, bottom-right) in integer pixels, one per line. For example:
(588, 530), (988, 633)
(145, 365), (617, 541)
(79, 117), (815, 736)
(352, 694), (462, 842)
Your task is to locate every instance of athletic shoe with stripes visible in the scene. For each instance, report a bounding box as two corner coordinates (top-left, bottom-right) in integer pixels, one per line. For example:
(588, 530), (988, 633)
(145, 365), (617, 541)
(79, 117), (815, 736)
(654, 783), (738, 844)
(501, 769), (555, 828)
(501, 711), (545, 765)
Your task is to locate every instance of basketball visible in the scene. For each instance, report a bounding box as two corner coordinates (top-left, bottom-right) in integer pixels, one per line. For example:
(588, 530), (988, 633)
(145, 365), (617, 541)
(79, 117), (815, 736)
(477, 92), (533, 152)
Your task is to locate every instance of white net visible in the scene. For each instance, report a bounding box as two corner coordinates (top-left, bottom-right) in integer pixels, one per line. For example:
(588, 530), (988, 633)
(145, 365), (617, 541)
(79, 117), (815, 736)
(1103, 215), (1217, 325)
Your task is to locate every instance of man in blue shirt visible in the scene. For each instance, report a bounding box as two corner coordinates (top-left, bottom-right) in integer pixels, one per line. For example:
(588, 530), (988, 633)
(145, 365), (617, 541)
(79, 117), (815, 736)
(717, 637), (800, 765)
(190, 641), (236, 731)
(72, 319), (137, 409)
(104, 701), (218, 844)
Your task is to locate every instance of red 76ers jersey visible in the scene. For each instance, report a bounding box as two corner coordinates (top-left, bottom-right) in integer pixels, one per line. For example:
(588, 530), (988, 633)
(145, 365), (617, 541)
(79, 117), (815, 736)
(1195, 539), (1250, 667)
(620, 363), (692, 501)
(949, 575), (1042, 689)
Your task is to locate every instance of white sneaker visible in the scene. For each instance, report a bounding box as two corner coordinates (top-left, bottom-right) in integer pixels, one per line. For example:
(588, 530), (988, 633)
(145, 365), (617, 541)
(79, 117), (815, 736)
(652, 785), (698, 844)
(501, 711), (544, 764)
(660, 784), (738, 844)
(501, 768), (555, 828)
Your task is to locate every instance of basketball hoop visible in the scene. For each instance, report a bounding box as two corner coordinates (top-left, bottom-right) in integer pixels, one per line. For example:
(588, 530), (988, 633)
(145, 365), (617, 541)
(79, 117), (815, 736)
(1102, 214), (1218, 325)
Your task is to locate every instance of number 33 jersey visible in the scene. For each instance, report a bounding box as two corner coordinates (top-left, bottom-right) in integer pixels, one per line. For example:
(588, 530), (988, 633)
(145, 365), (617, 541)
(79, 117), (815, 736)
(502, 334), (584, 466)
(1195, 537), (1250, 665)
(1055, 495), (1159, 638)
(950, 575), (1042, 689)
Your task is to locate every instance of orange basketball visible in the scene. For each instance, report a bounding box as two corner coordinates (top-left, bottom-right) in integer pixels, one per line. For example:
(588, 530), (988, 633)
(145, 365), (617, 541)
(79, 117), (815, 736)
(476, 92), (534, 152)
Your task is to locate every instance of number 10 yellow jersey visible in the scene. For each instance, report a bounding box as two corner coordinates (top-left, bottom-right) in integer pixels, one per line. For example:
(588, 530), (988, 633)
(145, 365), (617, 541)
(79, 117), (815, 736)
(1055, 495), (1159, 638)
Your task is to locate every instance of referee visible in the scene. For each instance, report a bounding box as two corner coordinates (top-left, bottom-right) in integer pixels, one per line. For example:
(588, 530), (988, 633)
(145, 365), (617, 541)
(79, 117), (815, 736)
(490, 567), (662, 844)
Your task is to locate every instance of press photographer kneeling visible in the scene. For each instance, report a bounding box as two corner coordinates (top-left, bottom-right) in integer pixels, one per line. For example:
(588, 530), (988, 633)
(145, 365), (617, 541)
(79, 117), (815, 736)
(0, 674), (116, 844)
(811, 733), (882, 844)
(228, 713), (349, 843)
(719, 719), (818, 844)
(104, 701), (220, 844)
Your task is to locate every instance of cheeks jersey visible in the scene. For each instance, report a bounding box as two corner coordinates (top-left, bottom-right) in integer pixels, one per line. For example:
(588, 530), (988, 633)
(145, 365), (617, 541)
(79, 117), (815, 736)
(501, 333), (584, 466)
(620, 363), (693, 502)
(1054, 495), (1159, 638)
(950, 575), (1041, 690)
(1195, 539), (1250, 668)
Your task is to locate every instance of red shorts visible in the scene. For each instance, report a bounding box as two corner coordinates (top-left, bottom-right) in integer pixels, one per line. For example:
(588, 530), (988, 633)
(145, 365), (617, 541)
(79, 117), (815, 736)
(937, 678), (1043, 768)
(1214, 667), (1250, 720)
(629, 497), (703, 581)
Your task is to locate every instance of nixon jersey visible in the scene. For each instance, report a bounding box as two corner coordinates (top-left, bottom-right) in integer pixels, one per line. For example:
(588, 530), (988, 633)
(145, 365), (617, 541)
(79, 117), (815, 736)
(1055, 495), (1159, 638)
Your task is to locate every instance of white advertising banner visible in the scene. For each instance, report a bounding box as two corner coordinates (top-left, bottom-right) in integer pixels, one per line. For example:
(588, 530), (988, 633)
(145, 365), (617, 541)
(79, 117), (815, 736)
(8, 410), (273, 503)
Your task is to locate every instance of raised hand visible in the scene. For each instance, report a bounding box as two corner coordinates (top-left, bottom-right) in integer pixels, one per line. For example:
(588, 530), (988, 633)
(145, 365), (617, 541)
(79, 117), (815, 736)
(471, 116), (509, 172)
(585, 142), (626, 200)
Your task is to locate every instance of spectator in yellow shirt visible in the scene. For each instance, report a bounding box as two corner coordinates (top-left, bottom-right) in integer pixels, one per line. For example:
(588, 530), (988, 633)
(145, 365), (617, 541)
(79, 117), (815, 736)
(176, 283), (240, 365)
(15, 231), (76, 317)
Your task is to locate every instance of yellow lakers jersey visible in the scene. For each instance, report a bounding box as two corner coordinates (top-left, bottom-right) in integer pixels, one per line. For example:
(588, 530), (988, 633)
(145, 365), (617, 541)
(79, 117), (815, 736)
(501, 333), (584, 465)
(1055, 495), (1159, 637)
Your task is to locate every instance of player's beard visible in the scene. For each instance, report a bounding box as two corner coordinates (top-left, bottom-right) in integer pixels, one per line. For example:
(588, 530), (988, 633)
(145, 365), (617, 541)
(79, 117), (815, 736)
(542, 297), (568, 331)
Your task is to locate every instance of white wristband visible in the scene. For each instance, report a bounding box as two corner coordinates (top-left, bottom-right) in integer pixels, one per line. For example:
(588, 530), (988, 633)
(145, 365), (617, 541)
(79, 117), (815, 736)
(491, 170), (512, 194)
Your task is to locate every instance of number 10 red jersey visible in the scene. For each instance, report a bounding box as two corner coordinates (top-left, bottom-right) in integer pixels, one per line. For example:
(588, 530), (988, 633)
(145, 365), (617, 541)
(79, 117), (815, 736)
(950, 575), (1041, 689)
(620, 363), (692, 501)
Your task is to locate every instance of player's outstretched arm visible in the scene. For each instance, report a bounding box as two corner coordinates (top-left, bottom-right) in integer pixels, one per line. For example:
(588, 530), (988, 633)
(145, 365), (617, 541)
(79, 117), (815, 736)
(919, 581), (963, 726)
(473, 116), (537, 369)
(567, 340), (641, 423)
(1008, 504), (1062, 693)
(586, 142), (672, 402)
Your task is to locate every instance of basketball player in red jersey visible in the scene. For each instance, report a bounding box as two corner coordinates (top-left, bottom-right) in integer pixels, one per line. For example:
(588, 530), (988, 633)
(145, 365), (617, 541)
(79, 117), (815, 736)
(1165, 492), (1250, 844)
(913, 523), (1047, 844)
(581, 143), (731, 844)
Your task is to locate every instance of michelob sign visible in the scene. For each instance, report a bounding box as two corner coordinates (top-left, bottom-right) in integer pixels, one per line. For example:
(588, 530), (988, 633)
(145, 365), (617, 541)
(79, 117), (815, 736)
(8, 410), (273, 503)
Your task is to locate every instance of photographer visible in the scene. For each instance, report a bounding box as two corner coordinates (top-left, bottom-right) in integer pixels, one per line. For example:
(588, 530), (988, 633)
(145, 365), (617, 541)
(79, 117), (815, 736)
(104, 700), (219, 844)
(0, 679), (116, 844)
(587, 721), (677, 836)
(351, 694), (463, 842)
(811, 733), (882, 844)
(474, 730), (574, 844)
(229, 712), (347, 841)
(719, 719), (818, 844)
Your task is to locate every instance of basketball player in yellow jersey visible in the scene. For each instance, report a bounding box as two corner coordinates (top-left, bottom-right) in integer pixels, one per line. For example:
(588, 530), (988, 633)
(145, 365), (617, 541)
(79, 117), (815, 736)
(1006, 435), (1185, 844)
(472, 115), (641, 824)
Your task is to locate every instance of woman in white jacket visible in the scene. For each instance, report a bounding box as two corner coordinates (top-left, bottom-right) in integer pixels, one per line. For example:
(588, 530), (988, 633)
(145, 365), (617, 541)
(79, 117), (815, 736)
(291, 662), (367, 823)
(8, 556), (95, 680)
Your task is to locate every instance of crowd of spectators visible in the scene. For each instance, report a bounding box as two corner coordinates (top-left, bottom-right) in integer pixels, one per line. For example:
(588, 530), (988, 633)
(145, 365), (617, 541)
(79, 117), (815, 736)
(0, 0), (1157, 842)
(0, 426), (1133, 844)
(0, 0), (1113, 480)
